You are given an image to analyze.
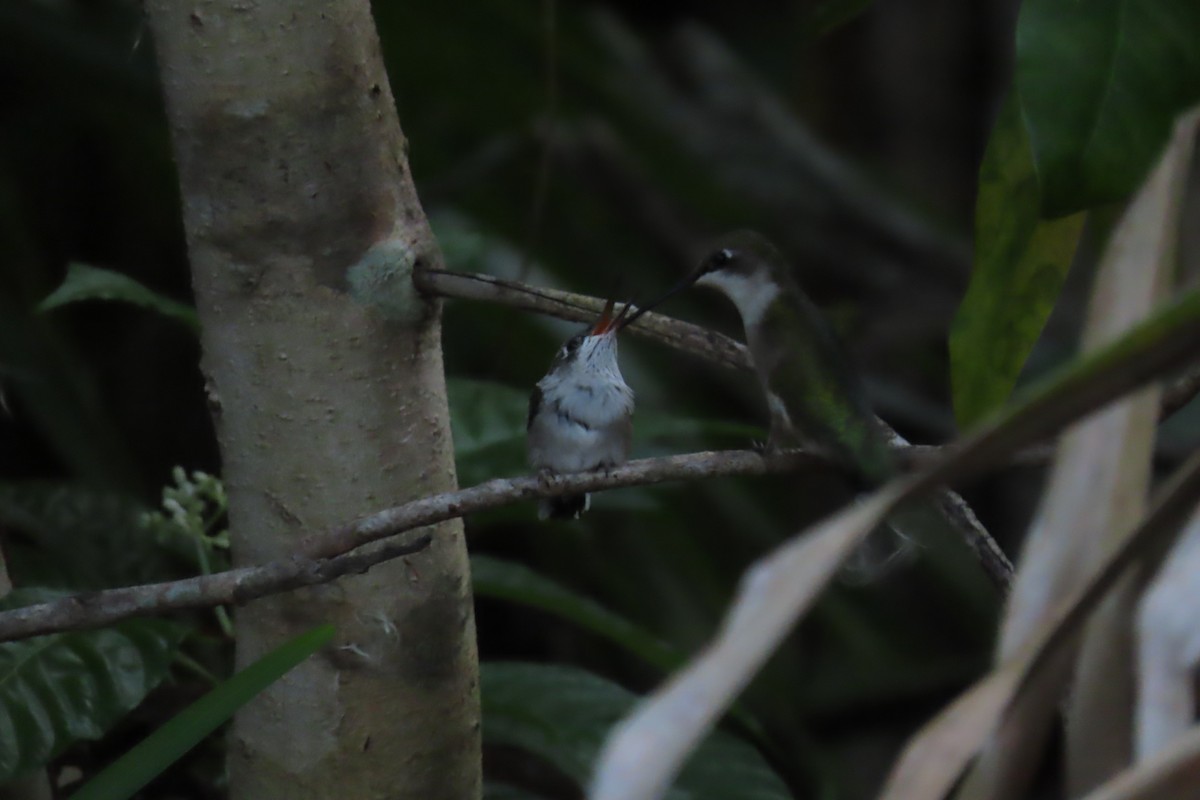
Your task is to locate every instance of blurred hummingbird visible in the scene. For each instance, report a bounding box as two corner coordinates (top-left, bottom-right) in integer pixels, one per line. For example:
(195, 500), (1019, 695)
(682, 230), (1012, 593)
(526, 288), (683, 520)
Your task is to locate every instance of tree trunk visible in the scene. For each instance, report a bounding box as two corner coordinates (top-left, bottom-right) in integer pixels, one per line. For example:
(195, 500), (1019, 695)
(142, 2), (480, 798)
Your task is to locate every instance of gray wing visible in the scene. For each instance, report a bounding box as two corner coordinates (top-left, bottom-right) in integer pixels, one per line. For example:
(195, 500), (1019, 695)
(526, 384), (543, 431)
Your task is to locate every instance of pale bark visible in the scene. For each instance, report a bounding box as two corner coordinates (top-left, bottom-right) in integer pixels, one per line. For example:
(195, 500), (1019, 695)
(142, 2), (480, 798)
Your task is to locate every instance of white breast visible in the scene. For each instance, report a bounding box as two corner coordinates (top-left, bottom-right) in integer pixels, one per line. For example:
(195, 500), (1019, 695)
(528, 376), (634, 474)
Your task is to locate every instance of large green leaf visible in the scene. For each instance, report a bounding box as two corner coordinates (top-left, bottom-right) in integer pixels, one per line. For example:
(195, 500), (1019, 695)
(447, 378), (531, 486)
(69, 624), (334, 800)
(481, 662), (792, 800)
(1016, 0), (1200, 215)
(0, 589), (187, 782)
(38, 263), (200, 333)
(950, 92), (1085, 428)
(0, 483), (178, 589)
(472, 555), (681, 671)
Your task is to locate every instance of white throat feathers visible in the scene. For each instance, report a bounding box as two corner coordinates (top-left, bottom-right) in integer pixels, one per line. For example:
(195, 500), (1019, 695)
(695, 270), (780, 329)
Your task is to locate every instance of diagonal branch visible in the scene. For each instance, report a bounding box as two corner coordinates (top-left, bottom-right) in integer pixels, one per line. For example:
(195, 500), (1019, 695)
(0, 449), (822, 643)
(413, 267), (752, 372)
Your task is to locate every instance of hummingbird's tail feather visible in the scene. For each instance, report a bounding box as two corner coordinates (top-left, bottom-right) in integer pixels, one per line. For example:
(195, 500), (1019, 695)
(837, 520), (919, 585)
(539, 493), (591, 520)
(883, 495), (1007, 617)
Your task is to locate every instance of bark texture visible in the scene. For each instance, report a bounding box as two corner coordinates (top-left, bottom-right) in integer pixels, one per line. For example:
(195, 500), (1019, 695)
(142, 2), (480, 798)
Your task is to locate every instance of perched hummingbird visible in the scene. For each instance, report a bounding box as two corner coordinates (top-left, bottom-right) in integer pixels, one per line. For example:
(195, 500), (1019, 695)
(691, 230), (898, 485)
(526, 293), (675, 520)
(682, 231), (1012, 593)
(684, 230), (917, 574)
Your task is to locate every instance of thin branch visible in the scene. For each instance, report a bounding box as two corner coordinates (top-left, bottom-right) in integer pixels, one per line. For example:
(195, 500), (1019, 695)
(1161, 362), (1200, 420)
(0, 449), (820, 642)
(413, 268), (752, 372)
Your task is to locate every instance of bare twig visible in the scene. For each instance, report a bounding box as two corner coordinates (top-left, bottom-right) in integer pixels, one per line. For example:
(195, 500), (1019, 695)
(1161, 362), (1200, 420)
(413, 267), (751, 371)
(0, 449), (819, 642)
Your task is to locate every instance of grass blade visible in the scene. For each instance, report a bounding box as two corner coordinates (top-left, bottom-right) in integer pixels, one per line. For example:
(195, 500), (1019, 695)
(69, 624), (334, 800)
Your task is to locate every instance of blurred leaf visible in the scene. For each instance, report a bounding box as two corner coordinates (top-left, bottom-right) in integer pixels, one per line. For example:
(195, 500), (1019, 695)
(591, 263), (1200, 800)
(1077, 724), (1200, 800)
(950, 92), (1084, 428)
(0, 589), (187, 782)
(1054, 102), (1192, 795)
(881, 455), (1200, 800)
(0, 244), (140, 491)
(69, 624), (335, 800)
(447, 377), (530, 485)
(1016, 0), (1200, 215)
(887, 112), (1200, 800)
(38, 263), (199, 333)
(484, 783), (546, 800)
(0, 482), (180, 589)
(803, 0), (875, 37)
(472, 555), (680, 671)
(633, 415), (762, 456)
(481, 662), (792, 800)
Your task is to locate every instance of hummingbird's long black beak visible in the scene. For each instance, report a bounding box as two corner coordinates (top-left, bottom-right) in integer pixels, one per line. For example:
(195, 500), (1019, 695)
(612, 271), (701, 332)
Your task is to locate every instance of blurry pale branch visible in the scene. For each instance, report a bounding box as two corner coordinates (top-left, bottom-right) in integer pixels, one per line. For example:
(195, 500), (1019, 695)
(882, 455), (1200, 800)
(0, 449), (822, 642)
(1135, 512), (1200, 763)
(590, 277), (1200, 800)
(960, 106), (1200, 800)
(1063, 103), (1189, 795)
(1083, 721), (1200, 800)
(1161, 365), (1200, 420)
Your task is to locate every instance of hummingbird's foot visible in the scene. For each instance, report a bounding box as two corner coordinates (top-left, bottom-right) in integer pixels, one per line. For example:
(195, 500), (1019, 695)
(535, 467), (561, 497)
(587, 458), (618, 478)
(750, 437), (783, 456)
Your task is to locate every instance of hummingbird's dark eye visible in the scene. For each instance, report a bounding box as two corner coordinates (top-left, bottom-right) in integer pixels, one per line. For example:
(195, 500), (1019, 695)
(560, 334), (585, 359)
(703, 247), (736, 274)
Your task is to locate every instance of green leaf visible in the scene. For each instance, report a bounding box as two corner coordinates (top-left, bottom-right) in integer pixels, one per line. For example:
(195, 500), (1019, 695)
(950, 92), (1085, 428)
(0, 483), (179, 589)
(38, 263), (200, 333)
(803, 0), (875, 37)
(1016, 0), (1200, 215)
(484, 783), (546, 800)
(472, 555), (681, 671)
(447, 378), (531, 486)
(472, 556), (775, 750)
(0, 589), (187, 782)
(481, 662), (792, 800)
(69, 624), (334, 800)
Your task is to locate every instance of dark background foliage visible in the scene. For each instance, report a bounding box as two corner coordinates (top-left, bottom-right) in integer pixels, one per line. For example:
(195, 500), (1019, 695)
(2, 1), (1199, 798)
